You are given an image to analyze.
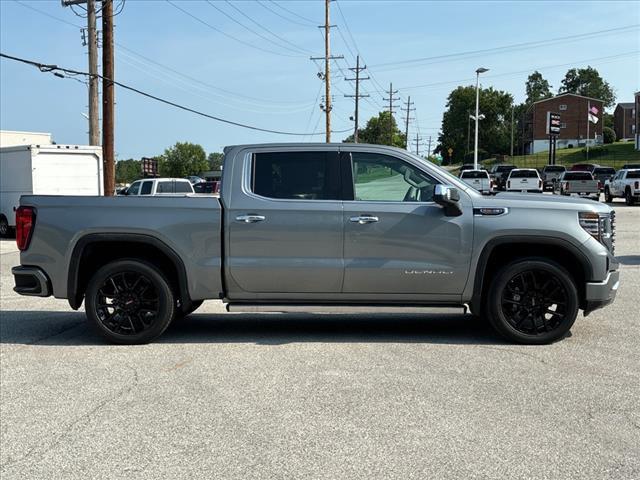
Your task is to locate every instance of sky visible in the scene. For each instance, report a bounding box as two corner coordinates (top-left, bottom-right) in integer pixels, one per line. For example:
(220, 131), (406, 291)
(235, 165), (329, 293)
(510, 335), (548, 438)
(0, 0), (638, 159)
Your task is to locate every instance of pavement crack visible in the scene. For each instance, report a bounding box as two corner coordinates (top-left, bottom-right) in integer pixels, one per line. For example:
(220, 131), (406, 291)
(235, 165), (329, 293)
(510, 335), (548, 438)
(0, 364), (140, 472)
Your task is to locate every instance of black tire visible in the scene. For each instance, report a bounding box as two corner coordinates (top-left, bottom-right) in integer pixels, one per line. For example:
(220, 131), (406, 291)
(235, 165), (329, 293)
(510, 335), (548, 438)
(485, 258), (579, 345)
(604, 187), (613, 203)
(173, 299), (204, 321)
(0, 215), (10, 238)
(85, 259), (175, 344)
(625, 188), (635, 206)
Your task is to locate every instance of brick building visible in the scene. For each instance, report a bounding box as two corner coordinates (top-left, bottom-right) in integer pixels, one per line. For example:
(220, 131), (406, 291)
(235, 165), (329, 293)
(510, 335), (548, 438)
(613, 102), (635, 141)
(635, 91), (640, 150)
(524, 93), (603, 154)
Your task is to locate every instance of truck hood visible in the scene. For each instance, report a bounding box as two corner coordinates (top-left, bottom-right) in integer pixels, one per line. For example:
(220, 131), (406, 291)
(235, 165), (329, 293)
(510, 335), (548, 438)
(476, 192), (612, 213)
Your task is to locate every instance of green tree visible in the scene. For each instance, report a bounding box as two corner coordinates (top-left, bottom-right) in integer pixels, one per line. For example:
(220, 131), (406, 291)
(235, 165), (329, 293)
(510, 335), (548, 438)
(437, 85), (514, 163)
(603, 112), (614, 130)
(559, 66), (616, 108)
(525, 71), (553, 104)
(602, 126), (616, 144)
(208, 152), (224, 171)
(343, 111), (406, 148)
(159, 142), (208, 178)
(115, 158), (141, 184)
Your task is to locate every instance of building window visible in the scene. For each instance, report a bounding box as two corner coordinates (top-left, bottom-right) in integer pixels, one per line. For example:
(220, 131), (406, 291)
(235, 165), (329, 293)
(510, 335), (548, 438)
(559, 104), (567, 111)
(560, 123), (567, 129)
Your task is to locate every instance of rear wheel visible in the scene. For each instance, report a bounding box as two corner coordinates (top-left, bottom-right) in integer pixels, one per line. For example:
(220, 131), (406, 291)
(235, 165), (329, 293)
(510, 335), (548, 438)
(625, 188), (635, 206)
(85, 260), (175, 344)
(0, 215), (10, 238)
(485, 258), (579, 344)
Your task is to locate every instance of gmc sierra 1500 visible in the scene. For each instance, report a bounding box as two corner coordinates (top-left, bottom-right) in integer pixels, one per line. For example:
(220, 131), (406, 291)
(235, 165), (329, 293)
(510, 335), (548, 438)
(12, 143), (619, 345)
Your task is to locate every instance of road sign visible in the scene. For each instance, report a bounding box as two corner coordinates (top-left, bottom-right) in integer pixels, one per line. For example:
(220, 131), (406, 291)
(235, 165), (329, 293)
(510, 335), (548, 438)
(546, 112), (561, 136)
(141, 157), (158, 177)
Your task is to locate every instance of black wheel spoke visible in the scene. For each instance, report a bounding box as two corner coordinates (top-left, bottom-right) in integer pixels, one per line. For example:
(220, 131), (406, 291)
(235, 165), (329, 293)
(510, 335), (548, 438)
(500, 267), (569, 336)
(94, 270), (160, 337)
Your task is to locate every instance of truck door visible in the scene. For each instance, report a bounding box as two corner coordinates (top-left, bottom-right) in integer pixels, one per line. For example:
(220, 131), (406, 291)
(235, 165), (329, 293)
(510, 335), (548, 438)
(226, 150), (344, 294)
(341, 151), (473, 295)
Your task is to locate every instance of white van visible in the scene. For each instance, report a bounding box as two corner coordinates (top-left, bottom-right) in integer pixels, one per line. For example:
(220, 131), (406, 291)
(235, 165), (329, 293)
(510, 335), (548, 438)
(123, 178), (194, 196)
(0, 144), (103, 236)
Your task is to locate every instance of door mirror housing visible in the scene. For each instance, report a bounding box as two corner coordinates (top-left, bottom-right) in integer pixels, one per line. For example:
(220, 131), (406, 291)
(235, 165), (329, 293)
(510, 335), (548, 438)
(433, 184), (462, 217)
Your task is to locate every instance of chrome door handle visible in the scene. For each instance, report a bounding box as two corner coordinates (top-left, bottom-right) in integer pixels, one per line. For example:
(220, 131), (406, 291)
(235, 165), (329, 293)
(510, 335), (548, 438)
(236, 214), (266, 223)
(350, 215), (379, 224)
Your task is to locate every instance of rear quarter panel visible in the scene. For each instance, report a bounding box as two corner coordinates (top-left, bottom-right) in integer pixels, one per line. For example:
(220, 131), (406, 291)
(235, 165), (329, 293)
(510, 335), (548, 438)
(19, 195), (222, 301)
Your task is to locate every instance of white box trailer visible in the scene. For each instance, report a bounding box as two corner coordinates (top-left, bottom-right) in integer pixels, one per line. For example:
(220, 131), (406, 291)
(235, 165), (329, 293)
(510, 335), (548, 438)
(0, 144), (103, 235)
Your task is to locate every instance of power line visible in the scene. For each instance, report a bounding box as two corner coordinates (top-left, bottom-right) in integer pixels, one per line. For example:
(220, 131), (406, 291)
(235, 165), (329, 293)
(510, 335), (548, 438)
(205, 1), (308, 56)
(256, 0), (315, 27)
(165, 0), (303, 58)
(268, 0), (318, 26)
(223, 0), (313, 55)
(1, 52), (352, 136)
(369, 24), (640, 70)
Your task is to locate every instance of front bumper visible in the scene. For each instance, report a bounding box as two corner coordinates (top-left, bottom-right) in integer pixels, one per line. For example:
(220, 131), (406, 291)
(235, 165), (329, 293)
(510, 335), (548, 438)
(583, 270), (619, 316)
(12, 266), (52, 297)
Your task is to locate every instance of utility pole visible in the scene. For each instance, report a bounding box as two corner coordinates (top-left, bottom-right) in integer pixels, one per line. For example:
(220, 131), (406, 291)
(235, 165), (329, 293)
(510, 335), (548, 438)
(87, 0), (100, 146)
(102, 0), (115, 195)
(414, 133), (422, 156)
(310, 0), (342, 143)
(383, 82), (400, 145)
(510, 105), (514, 157)
(466, 109), (471, 155)
(427, 136), (432, 157)
(401, 96), (415, 150)
(344, 55), (369, 143)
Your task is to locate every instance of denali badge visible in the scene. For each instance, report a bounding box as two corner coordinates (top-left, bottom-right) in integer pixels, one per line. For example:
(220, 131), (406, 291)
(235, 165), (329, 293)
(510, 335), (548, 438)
(404, 270), (454, 275)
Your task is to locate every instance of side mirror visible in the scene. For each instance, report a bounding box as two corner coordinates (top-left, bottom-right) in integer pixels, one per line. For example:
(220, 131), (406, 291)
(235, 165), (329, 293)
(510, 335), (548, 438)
(433, 184), (463, 217)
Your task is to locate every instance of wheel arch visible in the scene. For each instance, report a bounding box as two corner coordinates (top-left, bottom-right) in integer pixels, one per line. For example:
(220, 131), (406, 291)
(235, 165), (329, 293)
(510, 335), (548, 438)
(470, 236), (593, 315)
(67, 233), (191, 310)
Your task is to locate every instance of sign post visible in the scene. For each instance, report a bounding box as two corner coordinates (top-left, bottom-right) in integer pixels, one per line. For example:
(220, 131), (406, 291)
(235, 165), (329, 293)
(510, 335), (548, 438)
(546, 112), (561, 165)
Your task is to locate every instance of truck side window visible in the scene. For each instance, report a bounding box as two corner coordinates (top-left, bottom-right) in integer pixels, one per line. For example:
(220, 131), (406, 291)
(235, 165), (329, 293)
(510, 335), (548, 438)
(252, 152), (340, 200)
(128, 181), (141, 195)
(350, 152), (436, 202)
(156, 181), (175, 193)
(140, 181), (153, 195)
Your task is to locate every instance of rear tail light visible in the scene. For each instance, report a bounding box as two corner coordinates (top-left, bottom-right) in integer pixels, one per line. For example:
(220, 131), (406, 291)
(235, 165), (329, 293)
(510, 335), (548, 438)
(598, 181), (603, 190)
(16, 206), (35, 251)
(565, 182), (570, 191)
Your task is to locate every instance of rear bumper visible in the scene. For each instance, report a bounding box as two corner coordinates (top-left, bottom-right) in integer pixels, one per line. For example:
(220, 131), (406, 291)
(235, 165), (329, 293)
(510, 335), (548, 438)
(11, 266), (52, 297)
(583, 270), (619, 315)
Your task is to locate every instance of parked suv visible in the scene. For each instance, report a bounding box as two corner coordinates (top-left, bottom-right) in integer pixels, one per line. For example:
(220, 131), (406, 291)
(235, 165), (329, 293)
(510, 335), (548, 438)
(12, 143), (619, 346)
(122, 178), (194, 196)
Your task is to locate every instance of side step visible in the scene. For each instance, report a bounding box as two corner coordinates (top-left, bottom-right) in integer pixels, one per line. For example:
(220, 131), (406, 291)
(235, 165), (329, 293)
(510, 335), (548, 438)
(226, 304), (467, 315)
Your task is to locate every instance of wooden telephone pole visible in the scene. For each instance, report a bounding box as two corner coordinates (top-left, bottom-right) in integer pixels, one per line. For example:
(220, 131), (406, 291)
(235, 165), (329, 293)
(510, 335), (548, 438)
(87, 0), (100, 146)
(310, 0), (342, 143)
(383, 83), (400, 145)
(401, 96), (415, 150)
(102, 0), (115, 196)
(344, 55), (369, 143)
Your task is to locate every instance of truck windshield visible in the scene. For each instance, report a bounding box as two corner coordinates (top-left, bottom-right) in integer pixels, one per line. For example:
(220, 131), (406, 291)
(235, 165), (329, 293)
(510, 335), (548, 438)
(593, 168), (615, 174)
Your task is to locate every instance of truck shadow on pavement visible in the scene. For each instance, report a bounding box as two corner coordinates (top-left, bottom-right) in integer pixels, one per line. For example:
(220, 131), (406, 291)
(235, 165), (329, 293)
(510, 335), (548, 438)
(0, 311), (506, 346)
(616, 255), (640, 266)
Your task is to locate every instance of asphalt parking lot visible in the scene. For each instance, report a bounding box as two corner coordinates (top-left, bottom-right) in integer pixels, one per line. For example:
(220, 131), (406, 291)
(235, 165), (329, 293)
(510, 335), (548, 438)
(1, 200), (639, 480)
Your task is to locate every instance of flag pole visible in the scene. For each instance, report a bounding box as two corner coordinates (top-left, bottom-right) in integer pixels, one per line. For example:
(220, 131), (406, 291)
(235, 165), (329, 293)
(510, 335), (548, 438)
(586, 100), (590, 161)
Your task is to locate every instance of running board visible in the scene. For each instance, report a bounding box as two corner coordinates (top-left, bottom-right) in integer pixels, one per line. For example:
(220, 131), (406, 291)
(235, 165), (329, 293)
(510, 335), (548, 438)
(226, 304), (467, 315)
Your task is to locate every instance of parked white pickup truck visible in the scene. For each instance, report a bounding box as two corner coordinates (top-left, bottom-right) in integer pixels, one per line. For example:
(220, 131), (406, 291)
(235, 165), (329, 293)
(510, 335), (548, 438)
(555, 171), (599, 200)
(604, 168), (640, 205)
(506, 169), (542, 193)
(459, 169), (492, 194)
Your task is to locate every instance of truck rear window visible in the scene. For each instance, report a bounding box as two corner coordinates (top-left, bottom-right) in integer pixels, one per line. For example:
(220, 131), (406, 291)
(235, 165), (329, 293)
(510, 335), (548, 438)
(544, 166), (565, 172)
(510, 170), (538, 178)
(461, 171), (488, 179)
(564, 172), (593, 180)
(252, 152), (340, 200)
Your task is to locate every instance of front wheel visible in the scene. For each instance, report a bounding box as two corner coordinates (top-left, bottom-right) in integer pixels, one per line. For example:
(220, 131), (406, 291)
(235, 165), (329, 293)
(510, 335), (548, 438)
(485, 258), (579, 344)
(604, 188), (613, 203)
(625, 188), (635, 206)
(0, 215), (10, 238)
(85, 260), (175, 344)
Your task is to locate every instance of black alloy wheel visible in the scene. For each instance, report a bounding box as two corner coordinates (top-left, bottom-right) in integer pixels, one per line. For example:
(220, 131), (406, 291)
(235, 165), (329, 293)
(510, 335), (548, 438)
(85, 260), (174, 344)
(0, 216), (9, 237)
(486, 259), (579, 344)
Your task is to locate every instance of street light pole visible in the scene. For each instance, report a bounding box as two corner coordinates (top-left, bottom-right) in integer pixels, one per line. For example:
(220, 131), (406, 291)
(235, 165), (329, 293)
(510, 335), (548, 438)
(474, 67), (489, 170)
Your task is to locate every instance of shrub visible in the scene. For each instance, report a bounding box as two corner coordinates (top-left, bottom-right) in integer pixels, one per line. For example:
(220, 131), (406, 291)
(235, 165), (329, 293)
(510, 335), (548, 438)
(603, 127), (616, 144)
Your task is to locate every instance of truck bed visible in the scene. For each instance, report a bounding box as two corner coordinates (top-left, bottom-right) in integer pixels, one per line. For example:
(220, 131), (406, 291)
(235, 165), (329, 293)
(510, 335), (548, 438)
(18, 194), (223, 301)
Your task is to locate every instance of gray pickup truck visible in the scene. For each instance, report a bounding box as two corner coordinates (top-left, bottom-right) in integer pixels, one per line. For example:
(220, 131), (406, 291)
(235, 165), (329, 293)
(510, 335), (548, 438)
(12, 143), (619, 345)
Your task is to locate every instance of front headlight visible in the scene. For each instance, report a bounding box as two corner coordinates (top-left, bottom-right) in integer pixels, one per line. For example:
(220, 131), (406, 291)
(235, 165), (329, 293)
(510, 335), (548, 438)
(578, 211), (615, 253)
